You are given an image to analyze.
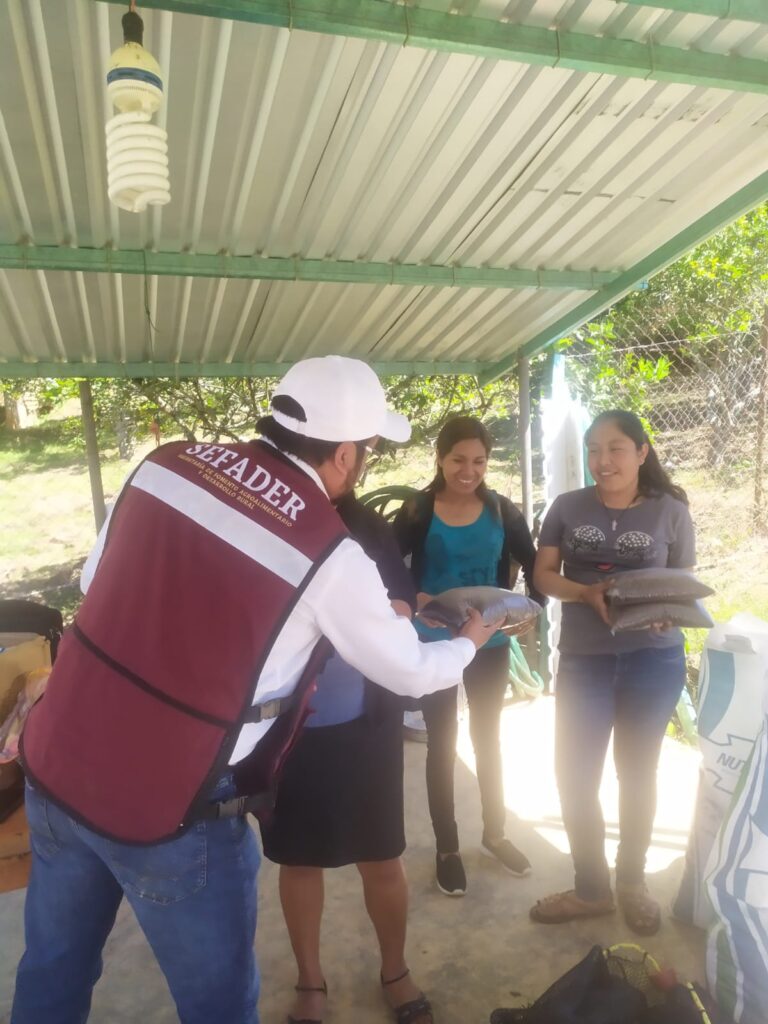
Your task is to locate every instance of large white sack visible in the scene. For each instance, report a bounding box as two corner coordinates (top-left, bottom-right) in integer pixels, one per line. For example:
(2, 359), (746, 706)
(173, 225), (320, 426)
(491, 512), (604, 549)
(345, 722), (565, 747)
(674, 614), (768, 928)
(706, 682), (768, 1024)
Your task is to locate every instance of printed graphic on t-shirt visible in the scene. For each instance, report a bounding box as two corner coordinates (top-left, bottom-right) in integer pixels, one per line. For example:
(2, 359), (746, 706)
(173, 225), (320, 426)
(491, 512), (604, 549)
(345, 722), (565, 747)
(615, 530), (655, 558)
(426, 532), (498, 586)
(566, 524), (657, 573)
(570, 525), (606, 552)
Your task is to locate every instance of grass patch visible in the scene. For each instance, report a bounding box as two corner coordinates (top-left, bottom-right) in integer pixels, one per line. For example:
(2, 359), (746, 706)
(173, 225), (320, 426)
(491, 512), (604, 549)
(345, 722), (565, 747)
(679, 466), (768, 673)
(1, 418), (157, 623)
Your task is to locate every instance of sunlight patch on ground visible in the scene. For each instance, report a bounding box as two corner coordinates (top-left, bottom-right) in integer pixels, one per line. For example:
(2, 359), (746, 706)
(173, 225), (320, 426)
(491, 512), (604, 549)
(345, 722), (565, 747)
(456, 696), (700, 875)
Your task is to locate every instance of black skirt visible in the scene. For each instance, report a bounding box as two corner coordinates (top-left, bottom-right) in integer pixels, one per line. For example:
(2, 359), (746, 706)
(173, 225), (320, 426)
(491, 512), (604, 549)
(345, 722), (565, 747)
(260, 714), (405, 868)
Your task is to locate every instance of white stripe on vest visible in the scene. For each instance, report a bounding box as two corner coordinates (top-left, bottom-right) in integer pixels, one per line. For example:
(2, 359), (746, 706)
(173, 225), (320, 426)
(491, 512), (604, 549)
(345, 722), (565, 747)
(132, 461), (312, 586)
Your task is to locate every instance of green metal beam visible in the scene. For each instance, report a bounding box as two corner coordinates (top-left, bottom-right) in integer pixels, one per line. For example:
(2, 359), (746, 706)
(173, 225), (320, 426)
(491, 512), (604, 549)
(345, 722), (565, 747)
(479, 167), (768, 384)
(0, 360), (487, 380)
(616, 1), (768, 26)
(97, 0), (768, 95)
(0, 245), (614, 291)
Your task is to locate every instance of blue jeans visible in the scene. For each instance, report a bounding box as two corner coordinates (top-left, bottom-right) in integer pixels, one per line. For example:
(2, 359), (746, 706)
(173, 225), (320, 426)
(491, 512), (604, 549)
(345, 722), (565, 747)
(555, 645), (686, 901)
(12, 777), (260, 1024)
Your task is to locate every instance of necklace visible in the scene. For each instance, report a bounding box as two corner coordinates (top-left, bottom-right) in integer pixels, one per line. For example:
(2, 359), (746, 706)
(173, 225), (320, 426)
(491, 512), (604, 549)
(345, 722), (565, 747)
(596, 487), (638, 532)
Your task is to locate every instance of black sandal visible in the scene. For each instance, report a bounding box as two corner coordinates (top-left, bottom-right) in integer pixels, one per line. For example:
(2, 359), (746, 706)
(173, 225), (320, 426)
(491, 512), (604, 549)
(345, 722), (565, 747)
(287, 981), (327, 1024)
(381, 968), (434, 1024)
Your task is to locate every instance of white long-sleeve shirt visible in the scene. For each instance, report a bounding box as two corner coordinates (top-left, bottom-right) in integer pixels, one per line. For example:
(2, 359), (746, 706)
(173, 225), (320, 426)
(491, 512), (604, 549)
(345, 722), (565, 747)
(81, 448), (474, 763)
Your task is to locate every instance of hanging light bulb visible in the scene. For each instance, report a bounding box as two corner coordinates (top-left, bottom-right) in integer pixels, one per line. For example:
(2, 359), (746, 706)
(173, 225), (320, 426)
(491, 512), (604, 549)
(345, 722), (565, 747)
(105, 5), (170, 213)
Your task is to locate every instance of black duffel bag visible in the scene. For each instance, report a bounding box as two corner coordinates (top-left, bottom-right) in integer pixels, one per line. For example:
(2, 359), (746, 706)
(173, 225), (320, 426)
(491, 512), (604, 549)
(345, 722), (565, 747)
(0, 600), (64, 662)
(490, 944), (723, 1024)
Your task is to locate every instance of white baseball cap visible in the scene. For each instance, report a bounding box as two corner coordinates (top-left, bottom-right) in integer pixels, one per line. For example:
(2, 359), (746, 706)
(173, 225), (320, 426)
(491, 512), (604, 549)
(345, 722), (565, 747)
(271, 356), (411, 443)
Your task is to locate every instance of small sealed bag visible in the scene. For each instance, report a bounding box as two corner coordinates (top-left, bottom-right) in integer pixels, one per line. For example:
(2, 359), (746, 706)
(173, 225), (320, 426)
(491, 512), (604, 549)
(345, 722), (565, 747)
(608, 599), (714, 633)
(418, 587), (542, 634)
(606, 569), (713, 606)
(0, 632), (53, 823)
(0, 667), (51, 764)
(0, 635), (51, 725)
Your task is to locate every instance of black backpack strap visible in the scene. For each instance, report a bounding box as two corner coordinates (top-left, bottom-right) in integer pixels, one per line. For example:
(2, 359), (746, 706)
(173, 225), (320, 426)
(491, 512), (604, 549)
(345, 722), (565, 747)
(228, 637), (334, 821)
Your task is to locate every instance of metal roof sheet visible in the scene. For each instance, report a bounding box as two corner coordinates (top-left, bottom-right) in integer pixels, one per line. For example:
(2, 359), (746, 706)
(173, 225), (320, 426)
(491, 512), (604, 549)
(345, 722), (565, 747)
(1, 0), (767, 377)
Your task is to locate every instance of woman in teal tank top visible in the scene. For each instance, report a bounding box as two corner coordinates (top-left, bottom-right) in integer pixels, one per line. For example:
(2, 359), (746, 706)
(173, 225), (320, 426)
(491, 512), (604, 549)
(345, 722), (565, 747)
(393, 417), (543, 898)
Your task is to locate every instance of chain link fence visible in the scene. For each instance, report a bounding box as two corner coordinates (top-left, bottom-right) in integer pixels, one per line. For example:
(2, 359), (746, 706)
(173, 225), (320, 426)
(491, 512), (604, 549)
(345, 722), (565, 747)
(562, 305), (768, 535)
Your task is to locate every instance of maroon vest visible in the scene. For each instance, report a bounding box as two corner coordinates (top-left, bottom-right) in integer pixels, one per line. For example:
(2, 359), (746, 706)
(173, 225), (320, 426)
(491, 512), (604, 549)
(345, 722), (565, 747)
(21, 441), (347, 843)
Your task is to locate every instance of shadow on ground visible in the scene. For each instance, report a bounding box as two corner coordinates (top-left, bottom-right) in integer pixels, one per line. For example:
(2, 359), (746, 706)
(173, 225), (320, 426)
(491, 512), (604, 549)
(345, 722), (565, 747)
(3, 559), (84, 623)
(0, 423), (89, 477)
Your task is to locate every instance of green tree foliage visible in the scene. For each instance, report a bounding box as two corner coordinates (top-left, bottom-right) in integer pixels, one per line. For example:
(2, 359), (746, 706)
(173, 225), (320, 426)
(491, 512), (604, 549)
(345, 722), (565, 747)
(558, 203), (768, 416)
(558, 317), (672, 418)
(1, 373), (514, 455)
(614, 202), (768, 342)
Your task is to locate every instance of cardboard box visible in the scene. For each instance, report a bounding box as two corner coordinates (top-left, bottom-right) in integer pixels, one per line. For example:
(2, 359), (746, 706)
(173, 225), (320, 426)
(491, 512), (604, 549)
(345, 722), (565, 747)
(0, 805), (30, 892)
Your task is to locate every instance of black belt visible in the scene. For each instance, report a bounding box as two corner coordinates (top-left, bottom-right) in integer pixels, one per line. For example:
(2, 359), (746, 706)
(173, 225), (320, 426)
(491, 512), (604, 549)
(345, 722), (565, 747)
(196, 792), (275, 820)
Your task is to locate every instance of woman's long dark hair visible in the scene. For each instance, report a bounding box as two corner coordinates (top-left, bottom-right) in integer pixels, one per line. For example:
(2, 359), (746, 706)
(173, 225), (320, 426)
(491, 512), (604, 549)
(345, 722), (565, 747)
(426, 416), (493, 503)
(586, 409), (688, 505)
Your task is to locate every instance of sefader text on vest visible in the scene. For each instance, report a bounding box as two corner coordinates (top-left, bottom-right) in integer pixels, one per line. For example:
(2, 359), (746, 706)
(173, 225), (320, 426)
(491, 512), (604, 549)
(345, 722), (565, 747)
(184, 443), (307, 521)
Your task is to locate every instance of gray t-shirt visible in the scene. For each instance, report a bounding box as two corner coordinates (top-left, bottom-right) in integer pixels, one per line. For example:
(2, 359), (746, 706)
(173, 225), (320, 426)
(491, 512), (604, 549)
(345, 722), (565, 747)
(539, 487), (696, 654)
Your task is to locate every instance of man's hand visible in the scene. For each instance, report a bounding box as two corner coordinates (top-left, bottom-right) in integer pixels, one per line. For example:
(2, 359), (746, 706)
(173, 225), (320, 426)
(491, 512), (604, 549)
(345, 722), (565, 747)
(459, 607), (506, 649)
(578, 581), (611, 625)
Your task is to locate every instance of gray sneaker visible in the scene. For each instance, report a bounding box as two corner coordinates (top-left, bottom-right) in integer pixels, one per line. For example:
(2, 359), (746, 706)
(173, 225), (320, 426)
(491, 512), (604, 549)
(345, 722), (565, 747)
(481, 838), (531, 877)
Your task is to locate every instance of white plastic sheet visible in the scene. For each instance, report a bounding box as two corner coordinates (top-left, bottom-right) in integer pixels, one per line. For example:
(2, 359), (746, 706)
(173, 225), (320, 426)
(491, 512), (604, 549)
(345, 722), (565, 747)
(539, 355), (590, 681)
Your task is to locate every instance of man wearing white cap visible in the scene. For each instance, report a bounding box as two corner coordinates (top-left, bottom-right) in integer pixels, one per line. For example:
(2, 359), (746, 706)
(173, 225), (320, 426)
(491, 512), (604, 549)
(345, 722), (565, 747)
(13, 356), (497, 1024)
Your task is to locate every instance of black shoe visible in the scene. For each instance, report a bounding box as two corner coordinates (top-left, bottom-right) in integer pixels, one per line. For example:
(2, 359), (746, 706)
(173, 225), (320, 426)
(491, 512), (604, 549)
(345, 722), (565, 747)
(435, 852), (466, 896)
(481, 837), (531, 877)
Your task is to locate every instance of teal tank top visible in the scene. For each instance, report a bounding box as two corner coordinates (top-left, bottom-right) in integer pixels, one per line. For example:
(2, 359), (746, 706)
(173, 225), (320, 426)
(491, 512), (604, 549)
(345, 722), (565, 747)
(415, 504), (509, 649)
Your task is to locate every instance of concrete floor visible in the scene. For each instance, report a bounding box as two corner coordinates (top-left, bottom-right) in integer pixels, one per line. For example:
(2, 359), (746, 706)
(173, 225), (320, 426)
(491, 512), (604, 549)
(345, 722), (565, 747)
(0, 696), (705, 1023)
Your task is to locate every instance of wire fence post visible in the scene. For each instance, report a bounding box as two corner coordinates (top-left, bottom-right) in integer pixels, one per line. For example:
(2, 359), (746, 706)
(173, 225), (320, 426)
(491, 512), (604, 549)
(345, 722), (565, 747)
(518, 355), (534, 529)
(755, 305), (768, 532)
(78, 380), (107, 534)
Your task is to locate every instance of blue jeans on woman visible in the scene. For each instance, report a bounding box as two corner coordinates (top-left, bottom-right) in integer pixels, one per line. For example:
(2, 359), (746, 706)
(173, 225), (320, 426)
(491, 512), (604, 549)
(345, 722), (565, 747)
(12, 776), (260, 1024)
(555, 645), (686, 902)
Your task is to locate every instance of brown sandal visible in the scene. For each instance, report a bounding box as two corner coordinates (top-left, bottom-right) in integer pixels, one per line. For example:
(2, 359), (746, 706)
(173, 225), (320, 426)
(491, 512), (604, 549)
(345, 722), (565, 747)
(287, 981), (327, 1024)
(381, 968), (434, 1024)
(616, 882), (661, 936)
(529, 889), (615, 924)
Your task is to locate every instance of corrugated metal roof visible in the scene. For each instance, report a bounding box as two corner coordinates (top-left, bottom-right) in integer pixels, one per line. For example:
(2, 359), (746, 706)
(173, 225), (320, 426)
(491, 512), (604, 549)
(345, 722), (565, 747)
(1, 0), (767, 376)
